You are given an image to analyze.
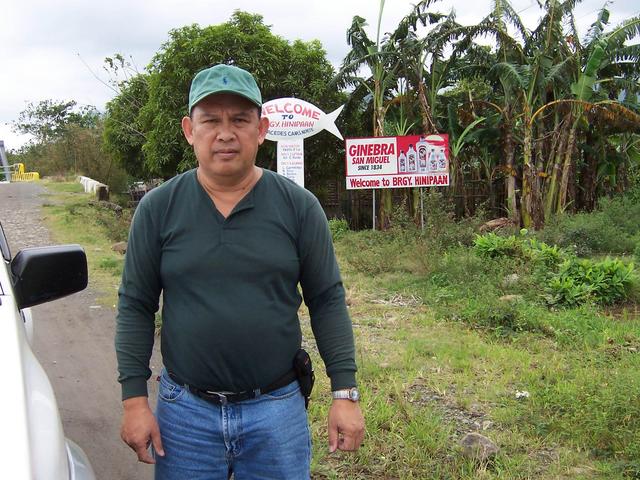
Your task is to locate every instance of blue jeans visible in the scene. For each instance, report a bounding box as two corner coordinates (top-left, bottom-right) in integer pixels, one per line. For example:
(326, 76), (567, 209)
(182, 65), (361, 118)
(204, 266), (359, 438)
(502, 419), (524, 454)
(154, 369), (311, 480)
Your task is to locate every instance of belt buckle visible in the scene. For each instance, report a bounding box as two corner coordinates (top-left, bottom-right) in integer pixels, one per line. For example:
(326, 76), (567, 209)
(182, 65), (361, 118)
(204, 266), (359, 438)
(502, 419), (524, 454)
(205, 390), (232, 406)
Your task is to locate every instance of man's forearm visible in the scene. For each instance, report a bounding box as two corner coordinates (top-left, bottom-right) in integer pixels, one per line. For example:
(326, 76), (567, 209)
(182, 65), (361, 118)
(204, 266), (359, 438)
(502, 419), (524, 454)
(307, 283), (357, 390)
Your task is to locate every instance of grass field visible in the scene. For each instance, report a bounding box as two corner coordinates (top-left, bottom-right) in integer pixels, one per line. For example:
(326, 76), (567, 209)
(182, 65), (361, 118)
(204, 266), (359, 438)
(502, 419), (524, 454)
(42, 180), (640, 479)
(42, 181), (131, 306)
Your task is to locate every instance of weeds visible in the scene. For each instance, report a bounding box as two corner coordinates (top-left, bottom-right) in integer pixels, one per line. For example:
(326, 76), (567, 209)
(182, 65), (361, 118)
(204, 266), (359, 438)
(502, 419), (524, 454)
(330, 205), (640, 476)
(42, 180), (131, 305)
(540, 192), (640, 256)
(328, 218), (349, 241)
(471, 232), (638, 308)
(474, 233), (522, 258)
(546, 258), (636, 307)
(98, 256), (123, 274)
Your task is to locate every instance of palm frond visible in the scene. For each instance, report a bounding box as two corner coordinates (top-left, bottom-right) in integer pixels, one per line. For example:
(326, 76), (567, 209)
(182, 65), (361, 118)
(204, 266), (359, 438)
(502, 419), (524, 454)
(613, 43), (640, 64)
(597, 77), (640, 98)
(567, 11), (583, 51)
(499, 0), (530, 43)
(346, 15), (374, 50)
(546, 55), (578, 86)
(528, 0), (572, 56)
(584, 5), (610, 46)
(490, 62), (528, 92)
(605, 17), (640, 47)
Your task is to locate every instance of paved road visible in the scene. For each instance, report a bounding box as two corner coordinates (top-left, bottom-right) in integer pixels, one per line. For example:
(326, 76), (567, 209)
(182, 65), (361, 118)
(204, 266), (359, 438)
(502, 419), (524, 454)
(1, 182), (161, 479)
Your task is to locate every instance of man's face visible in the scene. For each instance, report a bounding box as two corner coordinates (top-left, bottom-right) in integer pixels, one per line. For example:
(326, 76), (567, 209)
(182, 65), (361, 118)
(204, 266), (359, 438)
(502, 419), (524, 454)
(182, 93), (269, 182)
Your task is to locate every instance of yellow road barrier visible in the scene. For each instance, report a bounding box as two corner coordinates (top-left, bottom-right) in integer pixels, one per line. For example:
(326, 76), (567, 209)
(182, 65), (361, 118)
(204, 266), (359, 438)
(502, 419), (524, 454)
(11, 172), (40, 181)
(10, 163), (40, 182)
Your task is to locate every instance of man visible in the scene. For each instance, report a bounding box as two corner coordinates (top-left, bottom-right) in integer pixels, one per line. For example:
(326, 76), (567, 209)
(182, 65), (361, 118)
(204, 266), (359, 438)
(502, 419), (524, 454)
(115, 64), (364, 479)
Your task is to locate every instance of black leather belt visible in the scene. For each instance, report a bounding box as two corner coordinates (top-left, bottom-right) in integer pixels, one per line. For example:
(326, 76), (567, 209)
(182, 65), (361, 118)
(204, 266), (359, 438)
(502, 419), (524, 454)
(168, 370), (298, 406)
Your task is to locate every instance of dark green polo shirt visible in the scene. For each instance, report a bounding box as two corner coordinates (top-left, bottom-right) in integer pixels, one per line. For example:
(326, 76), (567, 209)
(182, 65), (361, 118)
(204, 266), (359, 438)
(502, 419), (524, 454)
(116, 168), (356, 400)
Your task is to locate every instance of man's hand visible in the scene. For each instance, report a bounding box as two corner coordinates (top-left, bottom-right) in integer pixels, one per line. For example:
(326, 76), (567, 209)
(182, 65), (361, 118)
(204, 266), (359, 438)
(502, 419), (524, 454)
(328, 399), (365, 453)
(121, 396), (165, 464)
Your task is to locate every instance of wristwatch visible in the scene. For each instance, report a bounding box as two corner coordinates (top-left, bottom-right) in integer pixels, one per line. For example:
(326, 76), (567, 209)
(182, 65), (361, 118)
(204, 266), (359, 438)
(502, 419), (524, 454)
(332, 387), (360, 402)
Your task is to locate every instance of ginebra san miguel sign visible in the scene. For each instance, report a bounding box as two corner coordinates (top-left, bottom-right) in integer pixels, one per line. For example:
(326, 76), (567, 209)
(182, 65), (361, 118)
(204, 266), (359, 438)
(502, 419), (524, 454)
(345, 134), (450, 190)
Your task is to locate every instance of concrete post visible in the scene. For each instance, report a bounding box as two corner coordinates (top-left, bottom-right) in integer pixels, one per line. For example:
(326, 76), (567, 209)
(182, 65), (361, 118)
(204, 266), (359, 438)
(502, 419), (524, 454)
(0, 141), (11, 182)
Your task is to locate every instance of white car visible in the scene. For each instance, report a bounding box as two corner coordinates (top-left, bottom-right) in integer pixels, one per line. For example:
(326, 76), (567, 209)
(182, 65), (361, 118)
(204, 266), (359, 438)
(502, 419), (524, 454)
(0, 222), (96, 479)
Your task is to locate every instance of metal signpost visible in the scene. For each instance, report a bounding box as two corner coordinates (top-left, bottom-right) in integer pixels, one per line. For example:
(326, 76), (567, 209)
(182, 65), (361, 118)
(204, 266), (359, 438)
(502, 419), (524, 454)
(0, 141), (11, 183)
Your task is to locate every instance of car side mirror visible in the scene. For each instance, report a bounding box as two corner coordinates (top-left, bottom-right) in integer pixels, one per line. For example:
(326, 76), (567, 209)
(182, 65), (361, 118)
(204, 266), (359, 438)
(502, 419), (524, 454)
(10, 245), (88, 309)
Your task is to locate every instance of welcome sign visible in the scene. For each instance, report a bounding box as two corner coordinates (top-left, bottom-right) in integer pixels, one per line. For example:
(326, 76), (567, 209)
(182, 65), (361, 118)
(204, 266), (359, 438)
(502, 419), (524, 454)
(263, 98), (344, 188)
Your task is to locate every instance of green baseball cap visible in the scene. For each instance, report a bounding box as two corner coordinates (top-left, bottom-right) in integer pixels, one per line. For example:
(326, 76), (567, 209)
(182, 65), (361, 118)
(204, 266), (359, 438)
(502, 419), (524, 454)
(188, 64), (262, 113)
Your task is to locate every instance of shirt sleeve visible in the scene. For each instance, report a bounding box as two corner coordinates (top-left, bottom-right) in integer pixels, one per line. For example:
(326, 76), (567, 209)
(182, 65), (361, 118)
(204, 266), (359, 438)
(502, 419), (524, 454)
(298, 198), (357, 391)
(115, 198), (162, 400)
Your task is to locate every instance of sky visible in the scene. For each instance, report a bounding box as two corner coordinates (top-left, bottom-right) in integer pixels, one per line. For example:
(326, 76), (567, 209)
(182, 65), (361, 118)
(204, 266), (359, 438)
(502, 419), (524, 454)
(1, 0), (637, 151)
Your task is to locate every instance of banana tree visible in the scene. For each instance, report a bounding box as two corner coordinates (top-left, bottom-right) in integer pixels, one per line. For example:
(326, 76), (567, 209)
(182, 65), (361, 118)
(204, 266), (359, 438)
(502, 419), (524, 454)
(556, 10), (640, 213)
(450, 0), (530, 225)
(336, 0), (406, 229)
(447, 104), (487, 213)
(388, 0), (451, 223)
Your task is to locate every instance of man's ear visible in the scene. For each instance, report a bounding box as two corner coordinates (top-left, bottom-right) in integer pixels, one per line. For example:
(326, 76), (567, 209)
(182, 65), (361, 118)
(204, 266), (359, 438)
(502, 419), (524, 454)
(257, 116), (270, 145)
(181, 116), (194, 145)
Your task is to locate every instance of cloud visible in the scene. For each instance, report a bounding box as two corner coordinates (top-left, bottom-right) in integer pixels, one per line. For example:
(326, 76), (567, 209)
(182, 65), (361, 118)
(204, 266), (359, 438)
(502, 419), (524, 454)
(1, 0), (637, 151)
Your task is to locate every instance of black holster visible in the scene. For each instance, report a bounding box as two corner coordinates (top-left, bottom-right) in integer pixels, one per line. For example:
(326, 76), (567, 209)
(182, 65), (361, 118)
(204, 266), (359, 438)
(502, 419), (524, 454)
(293, 349), (315, 409)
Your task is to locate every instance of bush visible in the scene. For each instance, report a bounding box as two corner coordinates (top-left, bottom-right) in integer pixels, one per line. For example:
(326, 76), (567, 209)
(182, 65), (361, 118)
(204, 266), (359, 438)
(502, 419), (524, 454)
(98, 256), (123, 274)
(328, 218), (349, 241)
(93, 206), (132, 243)
(546, 258), (637, 307)
(473, 233), (522, 258)
(455, 294), (552, 338)
(525, 237), (566, 269)
(474, 232), (567, 269)
(540, 192), (640, 256)
(472, 233), (636, 307)
(545, 273), (595, 307)
(421, 191), (482, 248)
(388, 199), (419, 245)
(339, 194), (483, 277)
(540, 213), (633, 256)
(596, 193), (640, 238)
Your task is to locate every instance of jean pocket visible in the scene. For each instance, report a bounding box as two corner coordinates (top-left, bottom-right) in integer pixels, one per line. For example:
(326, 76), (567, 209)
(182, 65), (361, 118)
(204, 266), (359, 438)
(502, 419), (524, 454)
(159, 371), (187, 402)
(262, 381), (301, 401)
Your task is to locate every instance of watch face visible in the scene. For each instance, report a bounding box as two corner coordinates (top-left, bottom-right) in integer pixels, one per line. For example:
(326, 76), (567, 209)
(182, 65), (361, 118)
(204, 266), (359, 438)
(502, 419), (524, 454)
(350, 388), (360, 401)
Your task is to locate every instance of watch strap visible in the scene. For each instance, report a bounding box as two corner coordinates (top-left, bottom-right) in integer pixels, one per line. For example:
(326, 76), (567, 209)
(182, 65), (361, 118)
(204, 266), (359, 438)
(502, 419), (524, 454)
(332, 387), (360, 401)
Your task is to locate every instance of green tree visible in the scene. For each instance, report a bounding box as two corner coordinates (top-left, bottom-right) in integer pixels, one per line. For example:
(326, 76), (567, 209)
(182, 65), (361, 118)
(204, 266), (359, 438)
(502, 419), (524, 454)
(14, 99), (100, 143)
(558, 9), (640, 212)
(103, 74), (150, 179)
(104, 11), (343, 181)
(448, 0), (640, 227)
(11, 99), (129, 191)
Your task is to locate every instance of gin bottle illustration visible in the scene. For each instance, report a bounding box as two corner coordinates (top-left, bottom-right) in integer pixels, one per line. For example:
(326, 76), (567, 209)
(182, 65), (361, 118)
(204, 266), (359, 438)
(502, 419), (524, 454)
(407, 144), (417, 172)
(437, 147), (447, 170)
(428, 147), (438, 172)
(417, 137), (428, 173)
(398, 150), (407, 172)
